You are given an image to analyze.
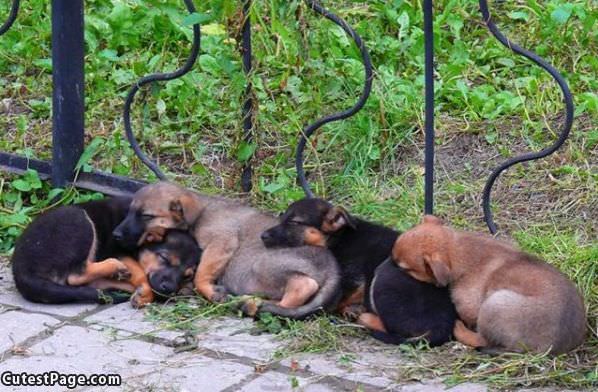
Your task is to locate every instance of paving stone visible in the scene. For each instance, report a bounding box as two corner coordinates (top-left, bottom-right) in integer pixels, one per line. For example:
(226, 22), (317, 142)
(239, 372), (334, 392)
(0, 325), (173, 391)
(281, 352), (397, 389)
(0, 291), (97, 318)
(120, 353), (254, 391)
(196, 317), (284, 361)
(0, 261), (97, 318)
(0, 311), (60, 353)
(398, 382), (487, 392)
(85, 302), (185, 341)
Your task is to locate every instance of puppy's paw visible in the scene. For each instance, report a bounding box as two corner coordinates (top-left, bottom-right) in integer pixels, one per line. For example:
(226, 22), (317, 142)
(210, 285), (231, 303)
(130, 286), (153, 308)
(177, 281), (195, 297)
(340, 304), (366, 321)
(240, 297), (263, 318)
(111, 260), (132, 281)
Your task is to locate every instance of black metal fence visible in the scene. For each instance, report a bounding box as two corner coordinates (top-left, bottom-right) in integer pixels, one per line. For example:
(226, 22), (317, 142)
(0, 0), (573, 233)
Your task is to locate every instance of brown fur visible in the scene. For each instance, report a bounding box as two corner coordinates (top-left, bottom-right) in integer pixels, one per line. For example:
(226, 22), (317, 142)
(393, 215), (587, 354)
(358, 312), (387, 333)
(115, 182), (341, 319)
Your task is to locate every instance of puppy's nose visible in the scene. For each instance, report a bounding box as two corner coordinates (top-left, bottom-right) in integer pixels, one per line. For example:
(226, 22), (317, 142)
(160, 281), (176, 294)
(112, 229), (123, 242)
(261, 231), (272, 242)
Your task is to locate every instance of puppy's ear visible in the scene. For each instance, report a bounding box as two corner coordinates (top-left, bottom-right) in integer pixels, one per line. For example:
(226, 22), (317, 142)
(423, 215), (444, 226)
(183, 267), (195, 278)
(322, 206), (356, 233)
(423, 253), (450, 287)
(172, 193), (201, 227)
(169, 200), (185, 224)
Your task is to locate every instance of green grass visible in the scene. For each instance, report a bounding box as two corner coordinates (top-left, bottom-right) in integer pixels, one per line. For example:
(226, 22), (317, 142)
(0, 0), (596, 389)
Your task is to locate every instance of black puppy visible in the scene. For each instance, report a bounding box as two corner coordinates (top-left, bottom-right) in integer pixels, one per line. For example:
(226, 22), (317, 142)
(261, 198), (457, 346)
(12, 197), (134, 304)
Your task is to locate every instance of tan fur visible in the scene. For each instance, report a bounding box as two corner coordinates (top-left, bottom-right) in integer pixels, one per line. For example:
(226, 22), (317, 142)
(121, 257), (154, 307)
(130, 183), (340, 317)
(358, 312), (386, 332)
(337, 284), (365, 315)
(303, 227), (327, 247)
(393, 215), (586, 354)
(70, 257), (154, 308)
(67, 258), (129, 286)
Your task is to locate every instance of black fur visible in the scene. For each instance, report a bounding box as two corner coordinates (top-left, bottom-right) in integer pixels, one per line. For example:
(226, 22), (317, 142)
(12, 197), (132, 304)
(262, 198), (457, 346)
(369, 258), (457, 346)
(143, 230), (202, 297)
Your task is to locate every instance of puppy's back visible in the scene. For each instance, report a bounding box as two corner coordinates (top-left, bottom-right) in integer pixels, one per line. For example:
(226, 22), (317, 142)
(479, 251), (586, 353)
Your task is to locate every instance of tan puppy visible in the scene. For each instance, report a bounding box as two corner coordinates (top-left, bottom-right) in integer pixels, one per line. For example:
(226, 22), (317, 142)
(393, 215), (586, 354)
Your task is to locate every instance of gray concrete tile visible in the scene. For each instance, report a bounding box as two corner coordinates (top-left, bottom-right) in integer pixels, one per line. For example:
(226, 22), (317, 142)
(0, 311), (60, 353)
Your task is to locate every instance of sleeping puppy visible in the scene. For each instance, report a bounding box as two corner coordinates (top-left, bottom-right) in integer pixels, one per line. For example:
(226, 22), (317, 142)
(262, 198), (457, 346)
(138, 229), (201, 298)
(11, 197), (141, 305)
(394, 215), (587, 354)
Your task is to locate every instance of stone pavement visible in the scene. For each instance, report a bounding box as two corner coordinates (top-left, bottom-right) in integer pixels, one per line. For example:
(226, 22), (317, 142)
(0, 263), (571, 392)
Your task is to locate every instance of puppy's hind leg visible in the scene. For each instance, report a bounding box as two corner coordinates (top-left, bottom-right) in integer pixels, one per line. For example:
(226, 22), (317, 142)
(278, 275), (319, 308)
(242, 275), (320, 317)
(67, 258), (130, 286)
(358, 312), (387, 332)
(454, 320), (488, 348)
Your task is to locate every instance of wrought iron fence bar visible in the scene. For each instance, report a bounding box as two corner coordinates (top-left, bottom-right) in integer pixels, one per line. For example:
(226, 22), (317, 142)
(423, 0), (435, 215)
(0, 152), (145, 196)
(0, 0), (19, 35)
(296, 0), (373, 198)
(479, 0), (574, 234)
(51, 0), (85, 188)
(240, 0), (254, 192)
(123, 0), (201, 181)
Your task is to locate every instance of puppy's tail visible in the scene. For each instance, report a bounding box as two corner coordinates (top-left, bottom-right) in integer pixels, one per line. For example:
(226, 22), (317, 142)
(257, 272), (341, 320)
(15, 276), (129, 305)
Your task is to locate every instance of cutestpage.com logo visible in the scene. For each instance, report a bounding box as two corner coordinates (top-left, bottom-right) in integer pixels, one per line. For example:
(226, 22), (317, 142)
(1, 371), (122, 389)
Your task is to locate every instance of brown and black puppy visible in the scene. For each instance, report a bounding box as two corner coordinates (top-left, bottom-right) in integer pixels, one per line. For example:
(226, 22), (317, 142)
(261, 198), (457, 347)
(138, 229), (201, 298)
(113, 182), (340, 319)
(11, 197), (149, 306)
(12, 197), (200, 308)
(394, 215), (587, 354)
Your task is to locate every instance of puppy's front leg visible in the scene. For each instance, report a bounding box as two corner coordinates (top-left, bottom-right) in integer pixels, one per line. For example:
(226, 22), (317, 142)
(120, 257), (154, 308)
(453, 320), (487, 348)
(194, 238), (239, 302)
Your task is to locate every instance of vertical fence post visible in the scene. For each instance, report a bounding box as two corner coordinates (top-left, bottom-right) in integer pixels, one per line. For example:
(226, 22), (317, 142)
(240, 0), (254, 192)
(423, 0), (434, 215)
(51, 0), (85, 188)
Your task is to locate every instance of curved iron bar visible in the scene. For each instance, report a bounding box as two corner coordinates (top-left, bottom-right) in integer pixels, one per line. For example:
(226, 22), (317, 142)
(479, 0), (574, 234)
(296, 0), (373, 198)
(0, 0), (19, 36)
(123, 0), (200, 180)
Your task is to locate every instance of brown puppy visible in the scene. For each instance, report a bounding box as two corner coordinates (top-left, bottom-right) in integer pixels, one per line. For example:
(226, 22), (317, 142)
(393, 215), (586, 354)
(113, 182), (340, 319)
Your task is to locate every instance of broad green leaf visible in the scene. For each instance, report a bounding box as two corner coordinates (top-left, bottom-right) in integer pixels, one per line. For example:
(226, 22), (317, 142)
(182, 12), (212, 26)
(236, 142), (256, 162)
(508, 11), (529, 21)
(551, 5), (574, 24)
